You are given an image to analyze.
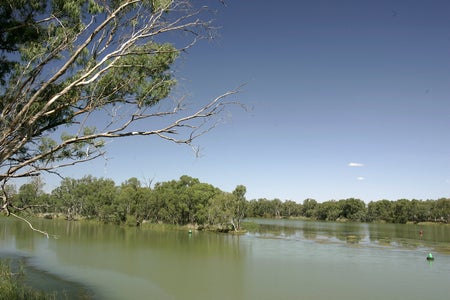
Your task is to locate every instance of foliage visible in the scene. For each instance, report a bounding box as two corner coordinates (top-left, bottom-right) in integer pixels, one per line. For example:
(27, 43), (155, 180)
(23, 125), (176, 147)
(150, 175), (220, 225)
(246, 195), (450, 225)
(208, 191), (236, 230)
(50, 176), (117, 221)
(367, 200), (393, 223)
(240, 221), (260, 231)
(339, 198), (366, 222)
(230, 185), (247, 230)
(0, 259), (58, 299)
(315, 200), (341, 221)
(0, 0), (241, 221)
(282, 200), (302, 217)
(301, 198), (317, 218)
(206, 185), (248, 231)
(9, 174), (450, 229)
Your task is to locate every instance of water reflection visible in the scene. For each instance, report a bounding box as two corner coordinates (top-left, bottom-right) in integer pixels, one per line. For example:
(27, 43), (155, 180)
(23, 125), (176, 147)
(1, 218), (249, 300)
(2, 217), (450, 300)
(247, 218), (450, 252)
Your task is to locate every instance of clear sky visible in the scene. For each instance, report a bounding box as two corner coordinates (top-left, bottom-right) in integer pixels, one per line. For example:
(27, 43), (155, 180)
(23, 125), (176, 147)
(46, 0), (450, 203)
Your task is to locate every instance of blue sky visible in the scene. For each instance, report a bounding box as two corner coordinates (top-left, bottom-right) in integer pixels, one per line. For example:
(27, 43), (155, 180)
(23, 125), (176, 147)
(47, 0), (450, 203)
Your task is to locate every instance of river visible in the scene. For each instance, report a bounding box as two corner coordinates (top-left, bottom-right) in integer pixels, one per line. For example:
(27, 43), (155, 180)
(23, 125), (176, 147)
(1, 217), (450, 299)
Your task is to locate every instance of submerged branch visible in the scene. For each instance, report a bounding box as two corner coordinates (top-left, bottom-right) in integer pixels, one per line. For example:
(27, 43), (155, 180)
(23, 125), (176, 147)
(9, 213), (53, 239)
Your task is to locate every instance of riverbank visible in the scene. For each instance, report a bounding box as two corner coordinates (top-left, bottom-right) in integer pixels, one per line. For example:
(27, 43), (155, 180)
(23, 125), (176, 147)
(0, 255), (94, 299)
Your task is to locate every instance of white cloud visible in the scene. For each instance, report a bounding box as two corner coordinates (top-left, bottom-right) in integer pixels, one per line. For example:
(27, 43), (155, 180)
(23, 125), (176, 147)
(357, 177), (365, 181)
(348, 162), (364, 167)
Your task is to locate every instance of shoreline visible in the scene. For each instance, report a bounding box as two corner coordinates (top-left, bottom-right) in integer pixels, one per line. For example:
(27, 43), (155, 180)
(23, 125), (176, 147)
(0, 253), (96, 299)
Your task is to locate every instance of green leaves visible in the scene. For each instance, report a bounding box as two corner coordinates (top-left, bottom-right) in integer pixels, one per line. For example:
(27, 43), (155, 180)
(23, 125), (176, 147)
(38, 137), (58, 154)
(0, 0), (45, 83)
(0, 0), (227, 198)
(152, 176), (218, 225)
(37, 126), (103, 163)
(93, 43), (178, 107)
(52, 0), (85, 25)
(151, 0), (173, 12)
(208, 185), (248, 231)
(88, 0), (104, 14)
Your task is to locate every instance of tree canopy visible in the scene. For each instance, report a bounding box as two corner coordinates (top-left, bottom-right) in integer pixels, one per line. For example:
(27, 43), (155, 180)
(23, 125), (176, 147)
(11, 175), (251, 231)
(0, 0), (240, 218)
(9, 175), (450, 231)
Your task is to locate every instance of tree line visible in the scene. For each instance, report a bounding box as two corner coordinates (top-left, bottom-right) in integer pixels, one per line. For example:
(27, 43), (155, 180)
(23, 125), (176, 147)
(247, 197), (450, 224)
(249, 197), (450, 224)
(8, 175), (247, 231)
(6, 175), (450, 228)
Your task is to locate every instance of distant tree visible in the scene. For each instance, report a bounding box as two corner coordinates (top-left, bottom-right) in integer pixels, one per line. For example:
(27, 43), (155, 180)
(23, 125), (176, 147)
(430, 198), (450, 223)
(117, 177), (142, 223)
(231, 185), (247, 230)
(50, 176), (117, 221)
(367, 200), (393, 223)
(208, 185), (247, 231)
(246, 198), (302, 219)
(315, 200), (341, 221)
(392, 199), (410, 224)
(302, 198), (317, 218)
(51, 178), (81, 219)
(0, 0), (241, 233)
(339, 198), (366, 222)
(116, 177), (156, 225)
(15, 177), (45, 209)
(281, 200), (302, 218)
(409, 199), (430, 223)
(151, 180), (181, 224)
(187, 181), (219, 225)
(271, 198), (282, 218)
(254, 198), (277, 218)
(208, 192), (235, 230)
(149, 175), (218, 225)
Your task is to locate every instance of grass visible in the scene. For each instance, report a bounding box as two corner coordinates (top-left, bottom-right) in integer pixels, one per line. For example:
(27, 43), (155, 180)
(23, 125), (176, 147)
(139, 222), (181, 231)
(0, 259), (59, 300)
(241, 221), (260, 231)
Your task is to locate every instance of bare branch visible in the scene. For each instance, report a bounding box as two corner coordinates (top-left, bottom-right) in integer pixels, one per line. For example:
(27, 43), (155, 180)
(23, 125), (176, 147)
(0, 1), (245, 233)
(9, 213), (51, 238)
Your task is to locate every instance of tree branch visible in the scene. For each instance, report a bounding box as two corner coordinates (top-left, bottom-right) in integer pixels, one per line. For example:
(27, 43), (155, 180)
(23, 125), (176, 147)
(9, 213), (52, 238)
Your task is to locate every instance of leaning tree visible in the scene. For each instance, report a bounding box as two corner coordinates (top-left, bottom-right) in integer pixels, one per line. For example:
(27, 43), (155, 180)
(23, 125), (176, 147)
(0, 0), (240, 233)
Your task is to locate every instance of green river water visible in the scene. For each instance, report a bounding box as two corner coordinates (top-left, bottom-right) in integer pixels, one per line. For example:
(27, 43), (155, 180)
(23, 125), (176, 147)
(1, 217), (450, 300)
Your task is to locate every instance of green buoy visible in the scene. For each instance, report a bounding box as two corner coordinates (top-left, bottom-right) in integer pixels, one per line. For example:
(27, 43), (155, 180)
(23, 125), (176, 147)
(426, 253), (434, 261)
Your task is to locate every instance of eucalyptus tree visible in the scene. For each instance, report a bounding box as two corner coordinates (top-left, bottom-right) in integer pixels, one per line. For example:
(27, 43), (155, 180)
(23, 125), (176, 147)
(148, 175), (218, 225)
(281, 200), (302, 218)
(339, 198), (366, 222)
(408, 199), (430, 223)
(50, 176), (117, 220)
(15, 176), (45, 209)
(430, 198), (450, 223)
(301, 198), (317, 218)
(209, 185), (247, 231)
(0, 0), (240, 229)
(247, 198), (273, 218)
(116, 177), (142, 221)
(208, 191), (234, 229)
(392, 199), (411, 224)
(315, 200), (341, 221)
(367, 199), (393, 223)
(230, 185), (247, 230)
(116, 177), (154, 225)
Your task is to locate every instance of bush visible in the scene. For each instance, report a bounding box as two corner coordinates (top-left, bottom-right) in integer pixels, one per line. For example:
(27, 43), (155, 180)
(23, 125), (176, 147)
(125, 215), (138, 227)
